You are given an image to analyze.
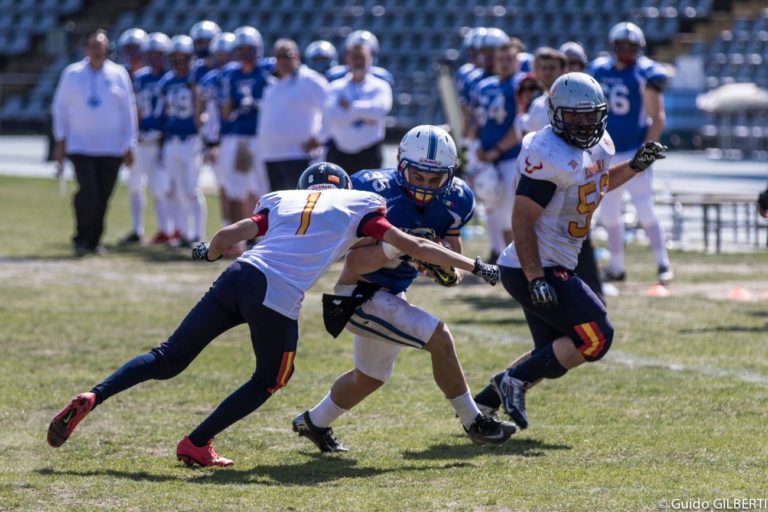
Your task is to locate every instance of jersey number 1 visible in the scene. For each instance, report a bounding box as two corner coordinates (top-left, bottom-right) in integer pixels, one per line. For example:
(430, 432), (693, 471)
(295, 192), (321, 235)
(568, 174), (609, 238)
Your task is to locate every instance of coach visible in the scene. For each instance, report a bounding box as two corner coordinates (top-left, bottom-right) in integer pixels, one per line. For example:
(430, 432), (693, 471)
(53, 29), (137, 257)
(324, 42), (392, 174)
(258, 39), (329, 191)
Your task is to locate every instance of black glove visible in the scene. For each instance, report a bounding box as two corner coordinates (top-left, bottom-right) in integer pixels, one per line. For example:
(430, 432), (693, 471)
(629, 141), (667, 172)
(192, 241), (221, 262)
(472, 257), (500, 286)
(529, 277), (558, 307)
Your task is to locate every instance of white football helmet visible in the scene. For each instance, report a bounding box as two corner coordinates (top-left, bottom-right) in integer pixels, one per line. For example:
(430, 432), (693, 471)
(142, 32), (171, 54)
(118, 28), (147, 50)
(548, 72), (607, 150)
(304, 40), (338, 74)
(345, 30), (379, 57)
(471, 162), (502, 206)
(233, 26), (263, 59)
(397, 125), (458, 205)
(189, 20), (221, 42)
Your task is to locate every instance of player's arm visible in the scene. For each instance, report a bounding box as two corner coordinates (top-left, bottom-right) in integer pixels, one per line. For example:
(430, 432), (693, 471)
(643, 86), (666, 143)
(479, 123), (519, 162)
(193, 212), (268, 261)
(608, 141), (667, 191)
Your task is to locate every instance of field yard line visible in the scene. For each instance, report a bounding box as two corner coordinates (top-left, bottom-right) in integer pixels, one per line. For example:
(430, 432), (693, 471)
(607, 350), (768, 384)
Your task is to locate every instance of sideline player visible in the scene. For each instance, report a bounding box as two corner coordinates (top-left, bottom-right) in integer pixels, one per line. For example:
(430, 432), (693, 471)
(304, 40), (338, 76)
(589, 22), (673, 283)
(117, 28), (147, 78)
(47, 162), (502, 467)
(472, 73), (667, 430)
(293, 126), (517, 452)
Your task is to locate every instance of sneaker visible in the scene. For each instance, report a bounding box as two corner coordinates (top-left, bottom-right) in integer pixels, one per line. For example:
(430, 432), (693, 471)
(118, 232), (142, 246)
(463, 414), (517, 446)
(176, 436), (234, 467)
(602, 268), (626, 282)
(292, 411), (347, 453)
(657, 265), (674, 284)
(491, 373), (529, 430)
(148, 231), (173, 245)
(47, 392), (96, 447)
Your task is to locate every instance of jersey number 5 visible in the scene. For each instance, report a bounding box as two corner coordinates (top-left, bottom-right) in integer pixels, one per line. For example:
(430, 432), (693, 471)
(568, 174), (609, 238)
(295, 192), (321, 235)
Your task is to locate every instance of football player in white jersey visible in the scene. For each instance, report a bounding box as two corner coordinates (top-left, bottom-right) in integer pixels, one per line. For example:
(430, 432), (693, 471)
(47, 162), (502, 467)
(293, 126), (517, 452)
(470, 73), (666, 431)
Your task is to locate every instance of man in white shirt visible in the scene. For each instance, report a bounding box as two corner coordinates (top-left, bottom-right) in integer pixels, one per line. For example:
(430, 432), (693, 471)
(324, 43), (392, 174)
(258, 39), (329, 191)
(52, 29), (138, 257)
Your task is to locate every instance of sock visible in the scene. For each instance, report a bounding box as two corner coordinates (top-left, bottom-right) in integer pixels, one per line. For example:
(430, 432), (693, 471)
(473, 372), (504, 410)
(448, 390), (482, 429)
(130, 193), (145, 236)
(90, 352), (161, 406)
(188, 379), (271, 447)
(508, 343), (567, 382)
(645, 222), (670, 267)
(605, 223), (624, 272)
(154, 196), (172, 235)
(308, 393), (348, 428)
(192, 191), (207, 241)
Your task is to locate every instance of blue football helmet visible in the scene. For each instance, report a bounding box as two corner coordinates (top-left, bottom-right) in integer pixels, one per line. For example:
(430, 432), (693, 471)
(397, 125), (457, 205)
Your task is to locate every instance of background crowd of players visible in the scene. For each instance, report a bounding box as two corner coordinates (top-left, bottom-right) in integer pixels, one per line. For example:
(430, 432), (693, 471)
(110, 19), (672, 286)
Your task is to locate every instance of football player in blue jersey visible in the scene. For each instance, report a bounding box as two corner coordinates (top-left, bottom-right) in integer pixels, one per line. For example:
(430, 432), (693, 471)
(219, 26), (272, 246)
(304, 40), (338, 76)
(455, 27), (485, 94)
(326, 30), (394, 86)
(189, 20), (221, 85)
(473, 40), (523, 263)
(293, 125), (518, 452)
(589, 22), (673, 284)
(199, 32), (236, 234)
(117, 28), (147, 78)
(158, 35), (206, 247)
(121, 32), (175, 246)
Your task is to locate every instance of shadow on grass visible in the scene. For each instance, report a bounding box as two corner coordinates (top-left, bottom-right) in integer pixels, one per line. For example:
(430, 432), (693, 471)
(35, 456), (447, 485)
(402, 437), (572, 460)
(678, 325), (767, 334)
(446, 294), (520, 310)
(453, 316), (528, 326)
(0, 243), (195, 264)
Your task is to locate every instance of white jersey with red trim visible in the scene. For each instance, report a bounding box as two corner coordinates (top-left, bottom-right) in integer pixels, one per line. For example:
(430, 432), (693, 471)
(238, 189), (386, 319)
(498, 126), (615, 270)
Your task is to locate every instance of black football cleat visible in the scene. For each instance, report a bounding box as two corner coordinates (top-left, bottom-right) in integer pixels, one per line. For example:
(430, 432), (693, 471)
(464, 414), (517, 446)
(292, 411), (347, 453)
(491, 372), (529, 430)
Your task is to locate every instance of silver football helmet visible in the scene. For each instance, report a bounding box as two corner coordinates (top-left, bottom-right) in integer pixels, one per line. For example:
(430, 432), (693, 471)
(189, 20), (221, 42)
(609, 22), (645, 64)
(233, 26), (263, 60)
(547, 72), (607, 150)
(118, 28), (147, 50)
(559, 41), (588, 70)
(142, 32), (171, 54)
(304, 40), (338, 74)
(345, 30), (380, 57)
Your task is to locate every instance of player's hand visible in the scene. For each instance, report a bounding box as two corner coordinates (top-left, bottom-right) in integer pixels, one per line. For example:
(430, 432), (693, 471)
(472, 257), (500, 286)
(629, 141), (667, 172)
(528, 277), (558, 307)
(192, 241), (221, 262)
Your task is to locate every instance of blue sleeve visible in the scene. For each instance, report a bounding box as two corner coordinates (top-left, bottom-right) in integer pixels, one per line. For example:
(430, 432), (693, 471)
(641, 59), (669, 91)
(446, 179), (475, 232)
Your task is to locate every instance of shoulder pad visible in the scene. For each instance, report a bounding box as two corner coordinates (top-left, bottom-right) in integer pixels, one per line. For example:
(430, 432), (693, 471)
(445, 178), (475, 227)
(519, 128), (579, 187)
(637, 57), (669, 90)
(597, 131), (616, 157)
(588, 56), (613, 75)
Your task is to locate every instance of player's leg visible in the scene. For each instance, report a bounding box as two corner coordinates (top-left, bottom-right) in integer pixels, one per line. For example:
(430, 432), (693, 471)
(180, 265), (297, 466)
(598, 181), (627, 280)
(166, 140), (189, 244)
(496, 158), (517, 245)
(120, 151), (146, 244)
(184, 139), (206, 243)
(47, 263), (247, 448)
(575, 234), (604, 302)
(143, 141), (174, 243)
(625, 166), (673, 282)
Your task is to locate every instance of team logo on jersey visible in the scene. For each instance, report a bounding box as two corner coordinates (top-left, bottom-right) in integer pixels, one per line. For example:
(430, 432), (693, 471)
(524, 157), (543, 174)
(584, 160), (606, 178)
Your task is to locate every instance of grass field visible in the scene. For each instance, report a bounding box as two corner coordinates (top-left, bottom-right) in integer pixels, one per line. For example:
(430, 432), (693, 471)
(1, 175), (767, 511)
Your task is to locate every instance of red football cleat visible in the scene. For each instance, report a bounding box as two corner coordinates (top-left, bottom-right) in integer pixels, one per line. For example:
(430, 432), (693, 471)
(47, 392), (96, 448)
(176, 436), (234, 467)
(148, 231), (174, 246)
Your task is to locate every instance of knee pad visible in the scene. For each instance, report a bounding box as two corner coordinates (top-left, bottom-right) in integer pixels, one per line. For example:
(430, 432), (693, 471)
(574, 320), (614, 362)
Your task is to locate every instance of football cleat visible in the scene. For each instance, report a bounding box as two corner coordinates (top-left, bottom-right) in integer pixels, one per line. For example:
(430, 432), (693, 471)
(463, 414), (517, 446)
(176, 436), (234, 467)
(292, 411), (347, 453)
(602, 268), (626, 283)
(47, 392), (96, 447)
(657, 265), (674, 284)
(148, 231), (173, 245)
(491, 373), (529, 430)
(118, 231), (142, 246)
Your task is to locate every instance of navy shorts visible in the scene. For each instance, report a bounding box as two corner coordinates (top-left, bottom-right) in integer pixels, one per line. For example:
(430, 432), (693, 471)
(500, 266), (613, 360)
(153, 261), (299, 392)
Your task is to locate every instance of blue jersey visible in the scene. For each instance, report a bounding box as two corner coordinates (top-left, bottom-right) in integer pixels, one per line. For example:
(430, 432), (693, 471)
(351, 169), (475, 294)
(199, 67), (234, 137)
(474, 74), (520, 161)
(220, 63), (271, 136)
(327, 65), (395, 86)
(191, 59), (214, 85)
(455, 62), (476, 96)
(461, 67), (491, 108)
(158, 70), (198, 139)
(518, 52), (534, 73)
(133, 66), (167, 134)
(588, 55), (668, 152)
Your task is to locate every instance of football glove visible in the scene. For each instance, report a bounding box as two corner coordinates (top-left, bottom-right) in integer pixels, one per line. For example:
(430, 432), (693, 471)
(472, 257), (500, 286)
(529, 277), (558, 307)
(415, 260), (459, 287)
(192, 241), (222, 262)
(629, 141), (667, 172)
